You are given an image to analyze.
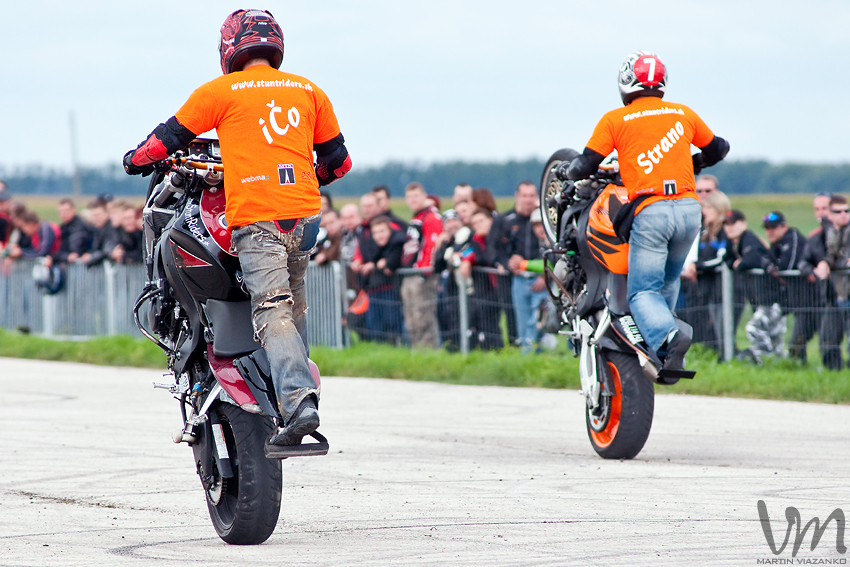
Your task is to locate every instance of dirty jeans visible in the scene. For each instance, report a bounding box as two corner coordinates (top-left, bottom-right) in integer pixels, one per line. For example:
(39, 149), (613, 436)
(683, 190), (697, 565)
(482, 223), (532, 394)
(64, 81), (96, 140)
(627, 198), (702, 353)
(230, 216), (320, 422)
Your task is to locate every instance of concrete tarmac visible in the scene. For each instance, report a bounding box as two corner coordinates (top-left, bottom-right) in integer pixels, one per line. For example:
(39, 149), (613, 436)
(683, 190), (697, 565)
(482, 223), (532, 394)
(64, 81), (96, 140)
(1, 357), (848, 566)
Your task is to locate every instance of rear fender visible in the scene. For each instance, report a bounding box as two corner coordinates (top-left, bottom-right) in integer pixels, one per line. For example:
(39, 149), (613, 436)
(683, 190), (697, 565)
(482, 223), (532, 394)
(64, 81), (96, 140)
(605, 325), (660, 381)
(207, 344), (258, 407)
(597, 334), (630, 354)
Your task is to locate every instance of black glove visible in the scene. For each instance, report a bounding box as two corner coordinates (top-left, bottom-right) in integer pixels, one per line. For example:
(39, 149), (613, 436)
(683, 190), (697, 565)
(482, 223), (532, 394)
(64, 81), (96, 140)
(123, 150), (154, 177)
(692, 152), (707, 175)
(554, 161), (572, 181)
(766, 263), (780, 277)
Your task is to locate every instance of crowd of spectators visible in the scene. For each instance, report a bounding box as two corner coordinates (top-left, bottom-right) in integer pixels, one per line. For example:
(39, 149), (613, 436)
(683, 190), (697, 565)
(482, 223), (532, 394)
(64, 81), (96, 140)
(329, 174), (850, 366)
(0, 181), (144, 293)
(318, 182), (557, 354)
(679, 174), (850, 370)
(5, 173), (850, 368)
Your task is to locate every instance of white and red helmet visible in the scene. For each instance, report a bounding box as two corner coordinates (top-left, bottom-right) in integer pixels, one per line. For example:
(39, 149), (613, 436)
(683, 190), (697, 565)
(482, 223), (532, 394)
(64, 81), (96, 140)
(219, 9), (284, 75)
(618, 51), (667, 105)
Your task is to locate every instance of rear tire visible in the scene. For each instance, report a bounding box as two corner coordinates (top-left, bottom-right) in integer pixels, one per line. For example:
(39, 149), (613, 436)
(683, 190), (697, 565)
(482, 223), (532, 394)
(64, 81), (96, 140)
(539, 148), (580, 246)
(205, 403), (282, 544)
(586, 350), (654, 459)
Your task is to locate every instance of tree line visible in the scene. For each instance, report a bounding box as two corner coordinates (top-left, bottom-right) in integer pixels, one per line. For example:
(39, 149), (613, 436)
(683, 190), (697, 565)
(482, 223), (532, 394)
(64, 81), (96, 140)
(2, 159), (849, 198)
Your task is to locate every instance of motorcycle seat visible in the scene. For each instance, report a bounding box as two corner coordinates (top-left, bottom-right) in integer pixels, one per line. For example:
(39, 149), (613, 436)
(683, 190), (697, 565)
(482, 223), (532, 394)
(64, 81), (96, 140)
(205, 299), (262, 357)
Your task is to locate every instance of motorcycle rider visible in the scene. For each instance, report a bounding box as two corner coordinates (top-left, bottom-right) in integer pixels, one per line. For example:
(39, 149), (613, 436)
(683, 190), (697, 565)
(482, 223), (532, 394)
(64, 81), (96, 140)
(559, 51), (729, 372)
(123, 9), (351, 451)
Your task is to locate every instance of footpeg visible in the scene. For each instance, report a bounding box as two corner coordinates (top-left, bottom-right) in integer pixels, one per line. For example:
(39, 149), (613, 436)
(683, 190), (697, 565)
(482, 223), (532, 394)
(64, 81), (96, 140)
(264, 431), (329, 459)
(656, 368), (696, 385)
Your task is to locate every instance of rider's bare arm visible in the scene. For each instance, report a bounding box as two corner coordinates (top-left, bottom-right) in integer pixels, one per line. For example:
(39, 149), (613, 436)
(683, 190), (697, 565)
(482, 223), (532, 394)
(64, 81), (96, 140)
(692, 135), (730, 174)
(314, 133), (352, 187)
(565, 147), (606, 181)
(123, 117), (198, 175)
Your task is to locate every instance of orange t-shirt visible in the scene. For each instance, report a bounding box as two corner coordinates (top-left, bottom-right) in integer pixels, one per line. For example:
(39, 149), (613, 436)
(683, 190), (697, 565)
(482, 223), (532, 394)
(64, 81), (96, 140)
(175, 66), (341, 228)
(585, 97), (714, 204)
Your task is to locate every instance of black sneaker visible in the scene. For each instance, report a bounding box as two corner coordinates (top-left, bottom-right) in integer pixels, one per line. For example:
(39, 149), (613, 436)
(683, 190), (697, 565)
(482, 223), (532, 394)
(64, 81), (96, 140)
(268, 397), (320, 447)
(662, 330), (691, 372)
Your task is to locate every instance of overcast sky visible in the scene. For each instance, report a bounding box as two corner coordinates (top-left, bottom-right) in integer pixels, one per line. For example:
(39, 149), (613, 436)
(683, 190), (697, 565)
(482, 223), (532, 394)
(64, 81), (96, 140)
(1, 0), (848, 173)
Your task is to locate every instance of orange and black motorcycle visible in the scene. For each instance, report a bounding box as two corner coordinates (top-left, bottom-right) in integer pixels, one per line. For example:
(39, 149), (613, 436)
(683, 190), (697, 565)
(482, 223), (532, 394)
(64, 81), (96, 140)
(539, 149), (695, 459)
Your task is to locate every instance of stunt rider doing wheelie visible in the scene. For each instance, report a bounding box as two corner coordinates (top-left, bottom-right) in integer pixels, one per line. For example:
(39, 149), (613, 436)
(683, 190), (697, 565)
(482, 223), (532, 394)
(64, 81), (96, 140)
(558, 50), (729, 376)
(124, 9), (351, 454)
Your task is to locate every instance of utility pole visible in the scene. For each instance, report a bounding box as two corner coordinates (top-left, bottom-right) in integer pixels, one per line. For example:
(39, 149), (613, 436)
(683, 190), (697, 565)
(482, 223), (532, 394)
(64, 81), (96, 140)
(69, 110), (82, 196)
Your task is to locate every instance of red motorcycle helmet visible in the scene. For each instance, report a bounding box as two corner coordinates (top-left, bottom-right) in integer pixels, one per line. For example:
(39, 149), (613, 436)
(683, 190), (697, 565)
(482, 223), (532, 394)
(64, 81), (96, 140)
(219, 9), (284, 75)
(618, 50), (667, 105)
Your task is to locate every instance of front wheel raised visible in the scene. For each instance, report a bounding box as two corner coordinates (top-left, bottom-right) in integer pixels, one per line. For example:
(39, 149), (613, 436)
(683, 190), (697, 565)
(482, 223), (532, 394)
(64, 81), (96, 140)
(586, 350), (654, 459)
(205, 403), (282, 544)
(539, 147), (580, 246)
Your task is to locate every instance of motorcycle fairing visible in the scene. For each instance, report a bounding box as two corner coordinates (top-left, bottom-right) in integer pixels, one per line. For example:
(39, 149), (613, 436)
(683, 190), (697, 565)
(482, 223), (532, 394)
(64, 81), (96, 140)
(199, 187), (236, 257)
(168, 227), (242, 303)
(574, 211), (607, 317)
(207, 343), (258, 406)
(586, 185), (629, 275)
(168, 190), (247, 303)
(159, 231), (204, 376)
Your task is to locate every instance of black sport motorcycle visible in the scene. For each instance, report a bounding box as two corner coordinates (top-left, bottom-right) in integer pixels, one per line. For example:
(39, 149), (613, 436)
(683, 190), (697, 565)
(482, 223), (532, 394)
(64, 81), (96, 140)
(538, 149), (695, 459)
(134, 138), (327, 544)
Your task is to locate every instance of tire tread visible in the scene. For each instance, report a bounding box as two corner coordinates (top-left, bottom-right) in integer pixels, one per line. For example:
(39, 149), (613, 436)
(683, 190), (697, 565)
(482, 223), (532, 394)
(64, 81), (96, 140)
(588, 350), (654, 459)
(207, 403), (282, 545)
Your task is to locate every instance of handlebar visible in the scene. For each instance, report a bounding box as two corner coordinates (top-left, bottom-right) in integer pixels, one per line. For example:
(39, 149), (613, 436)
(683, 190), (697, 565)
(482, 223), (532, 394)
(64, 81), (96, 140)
(159, 156), (225, 173)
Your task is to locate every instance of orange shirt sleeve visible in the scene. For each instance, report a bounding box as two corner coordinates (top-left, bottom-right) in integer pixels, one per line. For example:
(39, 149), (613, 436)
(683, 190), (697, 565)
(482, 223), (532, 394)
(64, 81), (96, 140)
(585, 112), (616, 157)
(174, 82), (226, 136)
(687, 107), (715, 149)
(312, 85), (341, 145)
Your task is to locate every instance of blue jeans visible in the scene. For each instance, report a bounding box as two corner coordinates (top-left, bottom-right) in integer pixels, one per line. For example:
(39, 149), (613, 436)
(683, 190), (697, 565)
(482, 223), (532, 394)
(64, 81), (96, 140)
(627, 198), (701, 353)
(512, 274), (549, 354)
(365, 287), (403, 344)
(230, 215), (321, 421)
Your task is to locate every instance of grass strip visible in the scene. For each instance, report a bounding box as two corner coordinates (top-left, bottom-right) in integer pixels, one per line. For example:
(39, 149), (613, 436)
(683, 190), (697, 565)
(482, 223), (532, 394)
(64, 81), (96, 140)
(310, 343), (850, 405)
(1, 330), (847, 404)
(0, 329), (166, 368)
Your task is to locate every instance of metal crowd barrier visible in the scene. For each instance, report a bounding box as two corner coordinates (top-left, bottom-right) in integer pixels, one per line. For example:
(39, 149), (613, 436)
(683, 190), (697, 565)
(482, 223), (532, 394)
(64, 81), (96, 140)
(345, 262), (850, 364)
(0, 260), (136, 338)
(678, 264), (850, 366)
(6, 255), (850, 364)
(345, 266), (527, 355)
(0, 259), (346, 348)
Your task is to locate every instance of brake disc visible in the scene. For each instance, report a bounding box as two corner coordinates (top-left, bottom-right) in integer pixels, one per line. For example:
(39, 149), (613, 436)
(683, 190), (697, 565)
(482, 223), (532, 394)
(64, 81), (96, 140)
(207, 476), (226, 505)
